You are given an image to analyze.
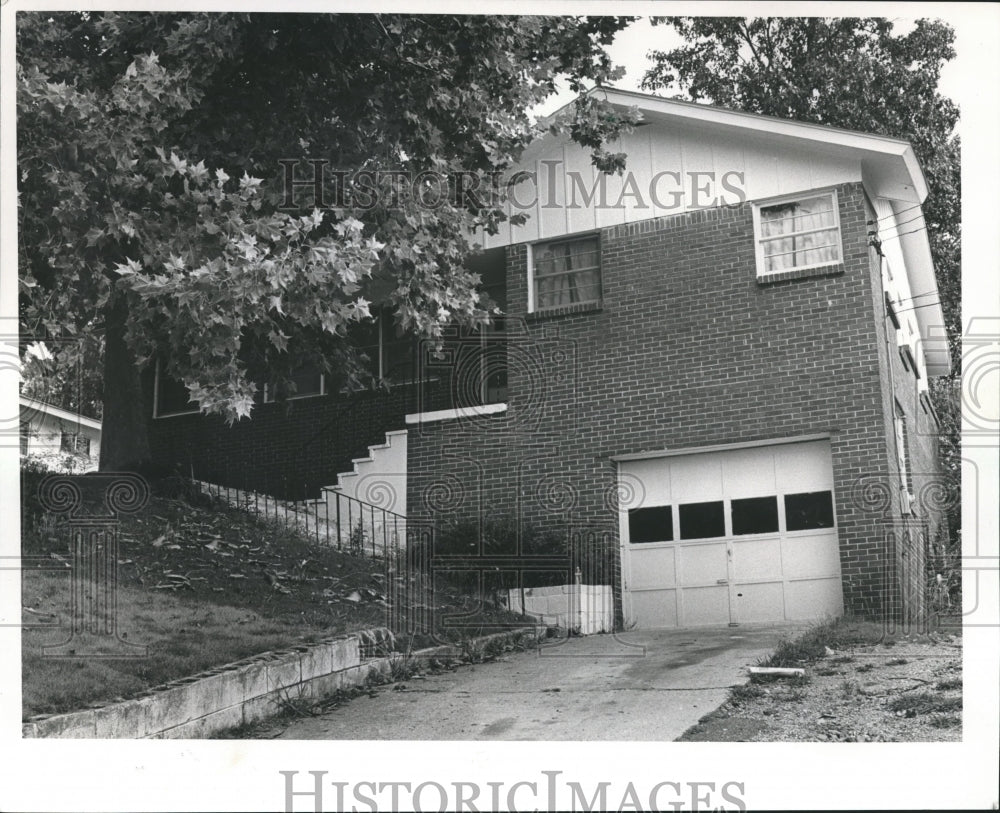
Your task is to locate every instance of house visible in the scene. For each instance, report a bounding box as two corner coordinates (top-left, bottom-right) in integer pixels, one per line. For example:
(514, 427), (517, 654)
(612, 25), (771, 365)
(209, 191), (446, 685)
(146, 89), (951, 627)
(20, 396), (102, 472)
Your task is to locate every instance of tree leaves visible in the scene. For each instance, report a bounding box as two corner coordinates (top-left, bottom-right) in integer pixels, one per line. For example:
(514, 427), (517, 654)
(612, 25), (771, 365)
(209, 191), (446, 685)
(18, 12), (636, 433)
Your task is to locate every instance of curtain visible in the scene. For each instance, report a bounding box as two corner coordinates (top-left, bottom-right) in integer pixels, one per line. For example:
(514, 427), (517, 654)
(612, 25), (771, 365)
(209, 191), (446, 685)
(760, 195), (839, 272)
(535, 237), (600, 308)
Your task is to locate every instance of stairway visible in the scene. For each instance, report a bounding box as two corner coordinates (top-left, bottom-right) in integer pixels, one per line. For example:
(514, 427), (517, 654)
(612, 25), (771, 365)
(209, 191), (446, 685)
(328, 429), (407, 516)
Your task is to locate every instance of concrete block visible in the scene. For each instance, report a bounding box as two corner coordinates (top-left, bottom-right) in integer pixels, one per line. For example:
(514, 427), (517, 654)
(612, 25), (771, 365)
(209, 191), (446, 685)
(94, 696), (152, 739)
(299, 671), (343, 701)
(162, 703), (245, 739)
(299, 645), (333, 682)
(240, 660), (270, 701)
(331, 637), (361, 672)
(241, 693), (282, 726)
(34, 710), (96, 739)
(144, 683), (206, 733)
(266, 657), (302, 694)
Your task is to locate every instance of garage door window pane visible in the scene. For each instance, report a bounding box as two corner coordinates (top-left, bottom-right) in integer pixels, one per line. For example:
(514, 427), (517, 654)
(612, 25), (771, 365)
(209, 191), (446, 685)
(679, 501), (725, 540)
(731, 496), (779, 535)
(785, 491), (835, 531)
(628, 506), (674, 544)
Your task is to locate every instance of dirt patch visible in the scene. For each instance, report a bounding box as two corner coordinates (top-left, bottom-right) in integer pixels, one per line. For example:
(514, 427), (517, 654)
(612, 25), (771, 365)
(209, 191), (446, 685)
(678, 621), (962, 742)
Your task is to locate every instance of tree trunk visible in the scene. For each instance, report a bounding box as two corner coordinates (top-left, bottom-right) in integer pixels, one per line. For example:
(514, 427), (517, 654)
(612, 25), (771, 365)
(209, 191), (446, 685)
(99, 297), (152, 471)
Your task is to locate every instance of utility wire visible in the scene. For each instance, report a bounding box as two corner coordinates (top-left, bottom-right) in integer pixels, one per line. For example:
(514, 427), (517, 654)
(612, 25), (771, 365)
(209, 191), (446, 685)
(879, 211), (928, 236)
(875, 201), (924, 222)
(879, 224), (928, 243)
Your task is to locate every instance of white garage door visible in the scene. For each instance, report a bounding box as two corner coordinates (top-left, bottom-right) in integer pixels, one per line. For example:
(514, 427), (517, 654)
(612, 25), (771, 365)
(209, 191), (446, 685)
(619, 439), (843, 629)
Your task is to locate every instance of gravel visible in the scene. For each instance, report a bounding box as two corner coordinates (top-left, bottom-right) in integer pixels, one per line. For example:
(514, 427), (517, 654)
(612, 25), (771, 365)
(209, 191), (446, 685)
(681, 630), (962, 742)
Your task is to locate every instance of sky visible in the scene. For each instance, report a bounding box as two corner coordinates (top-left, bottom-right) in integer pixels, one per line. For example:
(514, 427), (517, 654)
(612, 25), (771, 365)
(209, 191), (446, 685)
(534, 13), (973, 137)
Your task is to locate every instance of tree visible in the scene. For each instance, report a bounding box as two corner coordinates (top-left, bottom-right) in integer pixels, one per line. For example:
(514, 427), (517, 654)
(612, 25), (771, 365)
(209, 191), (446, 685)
(18, 13), (640, 469)
(643, 17), (962, 541)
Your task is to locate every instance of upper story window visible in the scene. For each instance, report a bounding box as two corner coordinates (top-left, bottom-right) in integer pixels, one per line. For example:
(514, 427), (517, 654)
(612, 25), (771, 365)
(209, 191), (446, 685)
(753, 191), (842, 277)
(530, 235), (601, 312)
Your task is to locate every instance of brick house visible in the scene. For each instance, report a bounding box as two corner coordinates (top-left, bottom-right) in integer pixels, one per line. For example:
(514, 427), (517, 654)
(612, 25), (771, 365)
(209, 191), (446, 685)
(147, 90), (951, 626)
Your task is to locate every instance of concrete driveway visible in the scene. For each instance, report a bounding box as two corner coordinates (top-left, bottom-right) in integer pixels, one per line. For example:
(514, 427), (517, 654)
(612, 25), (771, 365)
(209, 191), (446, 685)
(274, 624), (805, 741)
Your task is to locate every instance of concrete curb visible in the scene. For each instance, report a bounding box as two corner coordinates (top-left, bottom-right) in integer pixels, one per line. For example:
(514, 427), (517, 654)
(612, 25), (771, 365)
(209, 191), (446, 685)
(22, 626), (542, 739)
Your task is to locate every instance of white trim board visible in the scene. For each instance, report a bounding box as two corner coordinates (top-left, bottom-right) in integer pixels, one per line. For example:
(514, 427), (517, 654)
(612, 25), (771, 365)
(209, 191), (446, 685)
(610, 433), (834, 463)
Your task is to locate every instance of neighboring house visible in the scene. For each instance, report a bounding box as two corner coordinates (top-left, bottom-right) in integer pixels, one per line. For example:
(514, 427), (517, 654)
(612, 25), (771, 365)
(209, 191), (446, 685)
(147, 89), (951, 627)
(20, 396), (102, 472)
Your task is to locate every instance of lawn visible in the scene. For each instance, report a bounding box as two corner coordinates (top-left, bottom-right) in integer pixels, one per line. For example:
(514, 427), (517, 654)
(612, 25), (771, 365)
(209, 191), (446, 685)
(21, 478), (531, 719)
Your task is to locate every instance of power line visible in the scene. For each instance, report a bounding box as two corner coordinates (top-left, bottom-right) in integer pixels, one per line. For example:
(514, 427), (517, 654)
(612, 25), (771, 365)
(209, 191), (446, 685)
(894, 299), (943, 316)
(876, 201), (924, 222)
(878, 211), (927, 236)
(880, 224), (928, 243)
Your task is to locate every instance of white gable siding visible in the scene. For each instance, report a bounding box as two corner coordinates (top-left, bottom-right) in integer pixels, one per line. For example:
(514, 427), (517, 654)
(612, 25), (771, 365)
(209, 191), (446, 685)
(472, 123), (862, 250)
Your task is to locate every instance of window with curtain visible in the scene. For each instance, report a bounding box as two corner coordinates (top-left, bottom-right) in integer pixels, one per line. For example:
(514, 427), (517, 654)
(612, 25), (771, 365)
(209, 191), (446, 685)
(755, 192), (842, 275)
(532, 235), (601, 311)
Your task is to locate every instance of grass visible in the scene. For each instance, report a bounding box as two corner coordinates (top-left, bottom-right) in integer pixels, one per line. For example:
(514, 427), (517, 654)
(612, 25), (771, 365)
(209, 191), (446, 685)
(888, 692), (962, 716)
(761, 617), (888, 668)
(21, 486), (535, 719)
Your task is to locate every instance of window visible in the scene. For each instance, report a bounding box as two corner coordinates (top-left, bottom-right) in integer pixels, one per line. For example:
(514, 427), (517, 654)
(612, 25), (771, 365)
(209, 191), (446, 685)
(784, 491), (835, 531)
(731, 496), (779, 535)
(60, 431), (90, 457)
(531, 235), (600, 311)
(754, 191), (842, 276)
(263, 364), (325, 402)
(357, 309), (417, 383)
(678, 501), (726, 540)
(20, 422), (29, 456)
(154, 363), (200, 417)
(628, 506), (674, 544)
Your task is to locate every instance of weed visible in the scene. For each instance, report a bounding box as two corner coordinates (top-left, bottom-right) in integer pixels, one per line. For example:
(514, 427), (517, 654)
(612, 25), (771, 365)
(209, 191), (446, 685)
(275, 687), (317, 719)
(815, 668), (841, 677)
(928, 714), (962, 729)
(840, 680), (860, 698)
(831, 655), (855, 665)
(762, 617), (883, 668)
(888, 692), (962, 716)
(388, 653), (418, 682)
(935, 678), (962, 691)
(886, 658), (909, 666)
(460, 638), (485, 664)
(729, 684), (764, 706)
(856, 663), (875, 673)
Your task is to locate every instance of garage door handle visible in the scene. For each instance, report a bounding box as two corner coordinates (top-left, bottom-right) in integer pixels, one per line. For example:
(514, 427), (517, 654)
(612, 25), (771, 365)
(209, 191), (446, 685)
(716, 579), (729, 585)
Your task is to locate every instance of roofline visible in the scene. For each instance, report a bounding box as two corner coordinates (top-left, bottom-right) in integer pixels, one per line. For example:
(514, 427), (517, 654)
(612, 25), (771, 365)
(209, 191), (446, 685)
(542, 87), (928, 202)
(19, 396), (103, 431)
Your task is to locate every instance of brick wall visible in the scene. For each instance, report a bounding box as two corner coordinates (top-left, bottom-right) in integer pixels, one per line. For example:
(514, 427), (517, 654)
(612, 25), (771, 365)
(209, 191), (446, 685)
(408, 181), (947, 621)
